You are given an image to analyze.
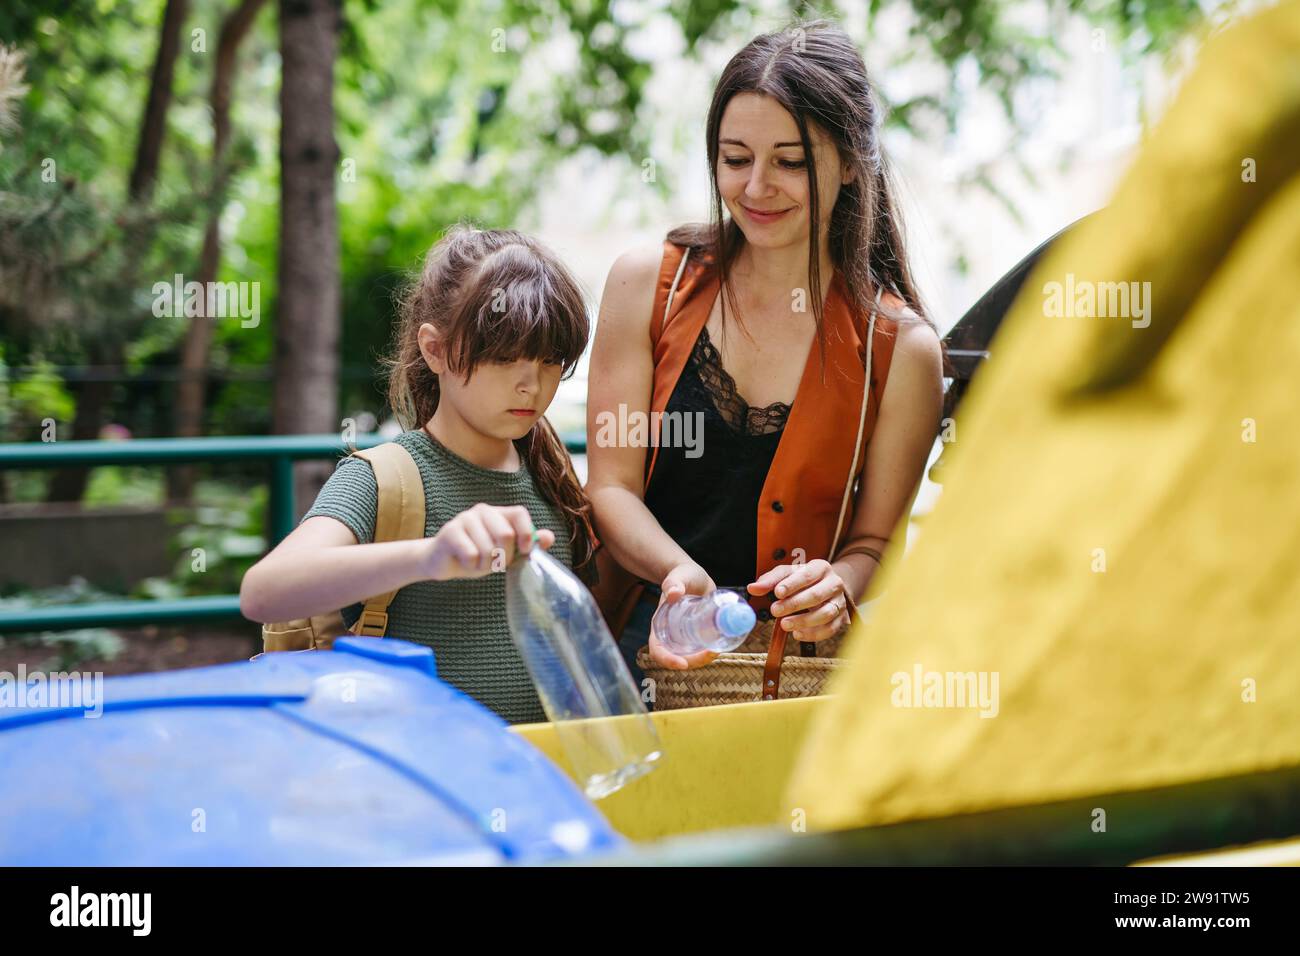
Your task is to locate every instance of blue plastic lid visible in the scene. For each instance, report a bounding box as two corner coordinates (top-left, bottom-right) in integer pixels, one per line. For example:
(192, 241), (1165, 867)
(718, 601), (757, 637)
(0, 637), (621, 866)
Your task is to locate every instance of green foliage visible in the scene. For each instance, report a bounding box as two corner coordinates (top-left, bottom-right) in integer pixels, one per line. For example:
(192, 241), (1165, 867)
(1067, 0), (1208, 53)
(0, 1), (257, 435)
(671, 0), (750, 50)
(0, 344), (75, 440)
(83, 465), (165, 507)
(1, 0), (1215, 439)
(156, 479), (267, 597)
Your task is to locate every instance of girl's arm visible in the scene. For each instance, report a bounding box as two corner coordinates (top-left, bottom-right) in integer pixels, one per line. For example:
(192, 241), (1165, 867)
(748, 317), (944, 640)
(586, 245), (718, 669)
(239, 504), (553, 623)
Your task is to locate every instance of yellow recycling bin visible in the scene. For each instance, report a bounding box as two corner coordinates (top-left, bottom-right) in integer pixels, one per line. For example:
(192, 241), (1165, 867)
(513, 696), (826, 841)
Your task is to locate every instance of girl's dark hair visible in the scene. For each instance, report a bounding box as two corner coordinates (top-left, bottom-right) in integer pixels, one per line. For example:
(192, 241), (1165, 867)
(383, 223), (596, 578)
(668, 18), (936, 364)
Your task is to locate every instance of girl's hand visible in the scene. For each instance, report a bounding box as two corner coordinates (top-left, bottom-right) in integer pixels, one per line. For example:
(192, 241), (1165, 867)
(647, 561), (719, 671)
(423, 503), (554, 581)
(747, 559), (853, 642)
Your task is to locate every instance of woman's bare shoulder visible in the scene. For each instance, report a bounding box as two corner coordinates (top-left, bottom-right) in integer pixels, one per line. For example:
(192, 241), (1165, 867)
(598, 242), (667, 331)
(877, 291), (934, 335)
(606, 243), (665, 292)
(871, 290), (940, 371)
(887, 310), (942, 383)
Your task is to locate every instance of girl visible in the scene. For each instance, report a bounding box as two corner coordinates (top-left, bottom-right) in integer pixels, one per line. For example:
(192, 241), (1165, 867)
(586, 20), (945, 683)
(241, 224), (596, 724)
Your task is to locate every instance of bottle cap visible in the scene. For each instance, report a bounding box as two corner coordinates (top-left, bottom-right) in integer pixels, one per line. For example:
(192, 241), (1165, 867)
(717, 602), (757, 638)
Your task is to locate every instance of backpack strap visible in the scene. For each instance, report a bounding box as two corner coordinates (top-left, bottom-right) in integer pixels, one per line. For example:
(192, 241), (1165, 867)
(348, 441), (426, 637)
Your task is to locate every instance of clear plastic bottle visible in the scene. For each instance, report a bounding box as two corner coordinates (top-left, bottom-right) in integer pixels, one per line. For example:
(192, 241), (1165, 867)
(505, 542), (662, 800)
(652, 589), (757, 656)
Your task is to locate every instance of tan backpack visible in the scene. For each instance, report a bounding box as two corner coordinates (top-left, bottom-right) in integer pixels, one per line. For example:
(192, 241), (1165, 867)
(260, 441), (427, 653)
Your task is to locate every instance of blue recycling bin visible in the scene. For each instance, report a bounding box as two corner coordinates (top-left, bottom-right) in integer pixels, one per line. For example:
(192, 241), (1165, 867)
(0, 637), (621, 865)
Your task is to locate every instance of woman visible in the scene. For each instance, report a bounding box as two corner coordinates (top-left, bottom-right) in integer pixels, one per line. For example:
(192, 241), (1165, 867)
(586, 20), (944, 686)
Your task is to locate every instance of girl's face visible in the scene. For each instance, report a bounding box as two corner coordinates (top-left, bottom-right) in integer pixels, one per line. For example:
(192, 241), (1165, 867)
(420, 324), (564, 440)
(716, 92), (852, 251)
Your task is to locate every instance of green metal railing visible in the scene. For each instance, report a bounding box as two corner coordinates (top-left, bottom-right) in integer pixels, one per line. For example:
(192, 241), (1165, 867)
(0, 432), (586, 634)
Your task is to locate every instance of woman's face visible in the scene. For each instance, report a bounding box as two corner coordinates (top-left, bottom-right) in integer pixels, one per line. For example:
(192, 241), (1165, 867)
(716, 92), (851, 252)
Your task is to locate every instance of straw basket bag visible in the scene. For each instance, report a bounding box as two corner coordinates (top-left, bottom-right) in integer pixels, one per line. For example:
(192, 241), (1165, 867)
(635, 617), (853, 710)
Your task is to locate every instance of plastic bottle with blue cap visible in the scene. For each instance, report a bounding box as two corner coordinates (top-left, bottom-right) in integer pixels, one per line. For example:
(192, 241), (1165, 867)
(652, 589), (757, 655)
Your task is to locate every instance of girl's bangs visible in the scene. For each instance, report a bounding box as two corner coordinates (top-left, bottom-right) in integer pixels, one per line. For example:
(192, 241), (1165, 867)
(449, 271), (588, 375)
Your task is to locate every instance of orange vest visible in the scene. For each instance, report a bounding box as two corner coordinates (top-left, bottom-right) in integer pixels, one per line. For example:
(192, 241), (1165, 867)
(644, 240), (900, 604)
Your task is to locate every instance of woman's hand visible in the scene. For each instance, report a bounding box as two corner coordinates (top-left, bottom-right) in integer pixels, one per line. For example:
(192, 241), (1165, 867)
(647, 561), (719, 671)
(422, 503), (554, 581)
(747, 559), (853, 642)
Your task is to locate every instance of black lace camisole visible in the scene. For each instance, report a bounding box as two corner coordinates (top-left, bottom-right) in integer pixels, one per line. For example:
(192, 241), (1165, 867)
(643, 323), (790, 590)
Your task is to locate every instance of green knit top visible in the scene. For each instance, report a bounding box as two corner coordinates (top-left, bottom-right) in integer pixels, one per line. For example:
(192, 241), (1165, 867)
(301, 428), (575, 724)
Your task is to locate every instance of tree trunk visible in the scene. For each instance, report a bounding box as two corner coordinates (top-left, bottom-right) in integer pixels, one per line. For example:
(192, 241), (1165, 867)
(128, 0), (190, 202)
(47, 0), (189, 504)
(275, 0), (341, 521)
(44, 368), (115, 501)
(168, 0), (268, 504)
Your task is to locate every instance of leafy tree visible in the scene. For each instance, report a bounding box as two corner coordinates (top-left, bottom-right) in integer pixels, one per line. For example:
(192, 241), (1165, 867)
(0, 0), (1212, 507)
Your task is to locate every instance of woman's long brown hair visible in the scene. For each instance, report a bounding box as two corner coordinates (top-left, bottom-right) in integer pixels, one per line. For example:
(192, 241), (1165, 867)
(381, 223), (597, 579)
(668, 17), (939, 370)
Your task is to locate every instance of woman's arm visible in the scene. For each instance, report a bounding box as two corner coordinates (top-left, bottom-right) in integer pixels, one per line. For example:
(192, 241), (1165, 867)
(586, 244), (700, 587)
(831, 317), (945, 602)
(239, 505), (552, 623)
(749, 316), (944, 640)
(586, 245), (719, 669)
